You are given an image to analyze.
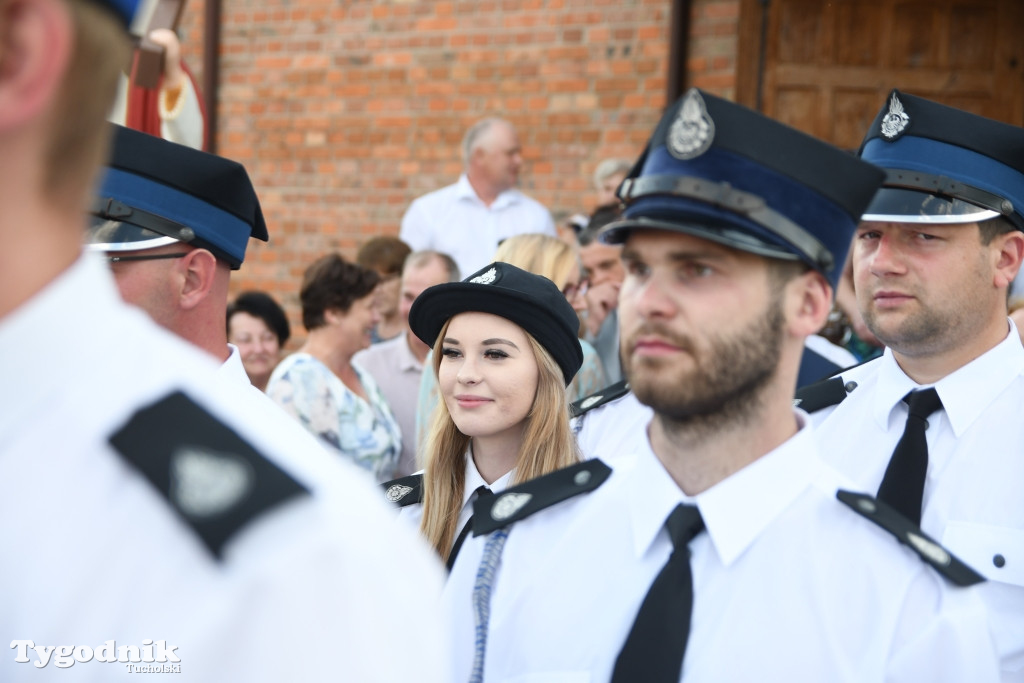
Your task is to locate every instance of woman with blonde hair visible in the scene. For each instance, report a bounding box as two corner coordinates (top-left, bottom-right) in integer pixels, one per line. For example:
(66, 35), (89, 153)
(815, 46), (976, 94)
(383, 262), (584, 567)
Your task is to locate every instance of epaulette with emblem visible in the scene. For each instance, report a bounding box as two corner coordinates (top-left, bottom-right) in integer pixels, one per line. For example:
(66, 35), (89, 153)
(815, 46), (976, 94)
(109, 391), (309, 560)
(837, 490), (985, 587)
(793, 376), (857, 413)
(381, 473), (424, 507)
(472, 459), (612, 536)
(570, 380), (630, 418)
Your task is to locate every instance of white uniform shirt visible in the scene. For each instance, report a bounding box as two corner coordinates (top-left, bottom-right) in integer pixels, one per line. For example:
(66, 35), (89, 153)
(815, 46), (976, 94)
(810, 321), (1024, 678)
(399, 174), (556, 279)
(353, 331), (425, 478)
(0, 254), (449, 682)
(573, 389), (653, 463)
(445, 414), (998, 682)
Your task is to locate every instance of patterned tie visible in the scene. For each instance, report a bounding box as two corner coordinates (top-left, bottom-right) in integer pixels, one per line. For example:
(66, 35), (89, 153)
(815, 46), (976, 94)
(468, 527), (510, 683)
(448, 486), (493, 572)
(877, 388), (943, 526)
(611, 504), (705, 683)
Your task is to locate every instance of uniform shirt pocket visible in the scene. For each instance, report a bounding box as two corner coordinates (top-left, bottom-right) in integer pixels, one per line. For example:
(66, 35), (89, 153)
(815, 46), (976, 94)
(942, 521), (1024, 586)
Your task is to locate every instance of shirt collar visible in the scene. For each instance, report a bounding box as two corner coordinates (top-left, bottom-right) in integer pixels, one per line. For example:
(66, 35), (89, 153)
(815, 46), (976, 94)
(398, 331), (425, 372)
(217, 343), (252, 386)
(871, 323), (1024, 436)
(454, 173), (523, 209)
(462, 446), (515, 511)
(625, 412), (823, 567)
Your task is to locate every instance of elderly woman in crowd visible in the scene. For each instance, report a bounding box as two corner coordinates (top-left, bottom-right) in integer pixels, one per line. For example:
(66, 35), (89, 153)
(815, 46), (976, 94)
(268, 254), (401, 482)
(227, 290), (291, 392)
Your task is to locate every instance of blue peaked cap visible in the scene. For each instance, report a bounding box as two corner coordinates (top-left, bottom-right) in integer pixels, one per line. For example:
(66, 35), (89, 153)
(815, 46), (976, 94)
(90, 125), (267, 270)
(859, 89), (1024, 231)
(600, 88), (885, 289)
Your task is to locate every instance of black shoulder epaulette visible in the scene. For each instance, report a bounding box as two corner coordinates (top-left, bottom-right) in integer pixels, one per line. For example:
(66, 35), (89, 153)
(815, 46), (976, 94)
(109, 391), (309, 560)
(570, 380), (630, 418)
(381, 473), (424, 507)
(837, 490), (985, 587)
(472, 459), (612, 536)
(794, 376), (856, 413)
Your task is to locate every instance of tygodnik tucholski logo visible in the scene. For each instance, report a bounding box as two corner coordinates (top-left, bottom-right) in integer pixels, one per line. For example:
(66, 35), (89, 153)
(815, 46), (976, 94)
(10, 639), (181, 673)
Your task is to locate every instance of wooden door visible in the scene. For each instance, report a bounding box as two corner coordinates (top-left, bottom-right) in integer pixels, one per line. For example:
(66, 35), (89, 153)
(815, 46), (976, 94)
(736, 0), (1024, 149)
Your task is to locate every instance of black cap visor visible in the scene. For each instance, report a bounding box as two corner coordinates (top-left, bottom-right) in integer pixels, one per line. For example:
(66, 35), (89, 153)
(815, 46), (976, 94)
(862, 187), (1002, 225)
(86, 198), (197, 252)
(600, 215), (803, 263)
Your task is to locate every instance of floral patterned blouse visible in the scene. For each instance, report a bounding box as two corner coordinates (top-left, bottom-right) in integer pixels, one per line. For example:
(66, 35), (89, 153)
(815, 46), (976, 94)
(267, 353), (402, 483)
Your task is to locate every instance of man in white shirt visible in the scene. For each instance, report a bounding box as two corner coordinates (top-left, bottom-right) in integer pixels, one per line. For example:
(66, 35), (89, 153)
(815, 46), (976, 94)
(443, 89), (998, 682)
(0, 2), (449, 680)
(804, 89), (1024, 681)
(399, 117), (556, 278)
(354, 250), (460, 477)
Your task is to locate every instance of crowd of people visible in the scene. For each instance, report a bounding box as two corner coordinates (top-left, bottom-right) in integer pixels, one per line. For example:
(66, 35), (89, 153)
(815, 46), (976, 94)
(2, 0), (1022, 679)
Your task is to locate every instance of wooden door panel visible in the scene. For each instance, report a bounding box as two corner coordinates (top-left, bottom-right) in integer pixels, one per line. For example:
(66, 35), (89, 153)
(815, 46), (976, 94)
(737, 0), (1024, 146)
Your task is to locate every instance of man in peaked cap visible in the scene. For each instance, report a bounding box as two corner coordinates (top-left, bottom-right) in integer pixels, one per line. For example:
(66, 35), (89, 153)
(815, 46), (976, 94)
(804, 89), (1024, 679)
(440, 88), (997, 682)
(87, 124), (267, 371)
(0, 0), (449, 678)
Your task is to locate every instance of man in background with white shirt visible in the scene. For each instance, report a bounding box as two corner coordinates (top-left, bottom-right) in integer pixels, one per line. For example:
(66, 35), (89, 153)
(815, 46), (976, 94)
(400, 117), (556, 278)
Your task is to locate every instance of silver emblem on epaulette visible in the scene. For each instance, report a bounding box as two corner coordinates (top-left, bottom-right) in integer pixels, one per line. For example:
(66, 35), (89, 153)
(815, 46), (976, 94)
(470, 267), (497, 285)
(880, 93), (910, 140)
(907, 532), (951, 567)
(491, 492), (532, 521)
(573, 470), (592, 486)
(578, 395), (603, 411)
(668, 89), (715, 160)
(170, 447), (254, 519)
(385, 484), (414, 502)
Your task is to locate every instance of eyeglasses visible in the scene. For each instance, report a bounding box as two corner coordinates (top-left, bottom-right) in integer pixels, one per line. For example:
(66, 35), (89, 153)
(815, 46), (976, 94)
(105, 253), (189, 264)
(562, 278), (590, 300)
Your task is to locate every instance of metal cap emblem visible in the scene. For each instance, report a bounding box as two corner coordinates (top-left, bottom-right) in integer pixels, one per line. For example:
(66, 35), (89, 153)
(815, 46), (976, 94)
(668, 89), (715, 160)
(491, 492), (532, 521)
(880, 93), (910, 141)
(470, 267), (497, 285)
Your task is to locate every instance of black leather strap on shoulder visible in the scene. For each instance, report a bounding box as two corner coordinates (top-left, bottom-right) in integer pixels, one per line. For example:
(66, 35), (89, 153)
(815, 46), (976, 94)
(472, 459), (612, 536)
(109, 391), (309, 560)
(381, 473), (424, 507)
(837, 490), (985, 587)
(794, 376), (853, 413)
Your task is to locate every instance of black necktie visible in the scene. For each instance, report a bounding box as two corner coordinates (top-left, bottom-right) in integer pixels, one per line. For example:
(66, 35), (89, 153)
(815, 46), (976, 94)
(877, 388), (943, 526)
(612, 504), (704, 683)
(447, 486), (493, 571)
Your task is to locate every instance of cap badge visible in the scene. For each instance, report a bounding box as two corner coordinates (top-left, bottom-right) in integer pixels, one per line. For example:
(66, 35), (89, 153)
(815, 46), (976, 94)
(491, 492), (532, 521)
(668, 89), (715, 160)
(170, 446), (254, 519)
(385, 484), (414, 502)
(470, 267), (497, 285)
(880, 92), (910, 141)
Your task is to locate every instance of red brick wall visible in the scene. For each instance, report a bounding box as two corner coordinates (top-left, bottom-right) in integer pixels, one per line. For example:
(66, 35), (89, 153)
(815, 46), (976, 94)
(177, 0), (740, 344)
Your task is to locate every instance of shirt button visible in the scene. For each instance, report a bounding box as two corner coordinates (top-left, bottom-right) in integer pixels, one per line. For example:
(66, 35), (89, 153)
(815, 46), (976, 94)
(993, 554), (1006, 569)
